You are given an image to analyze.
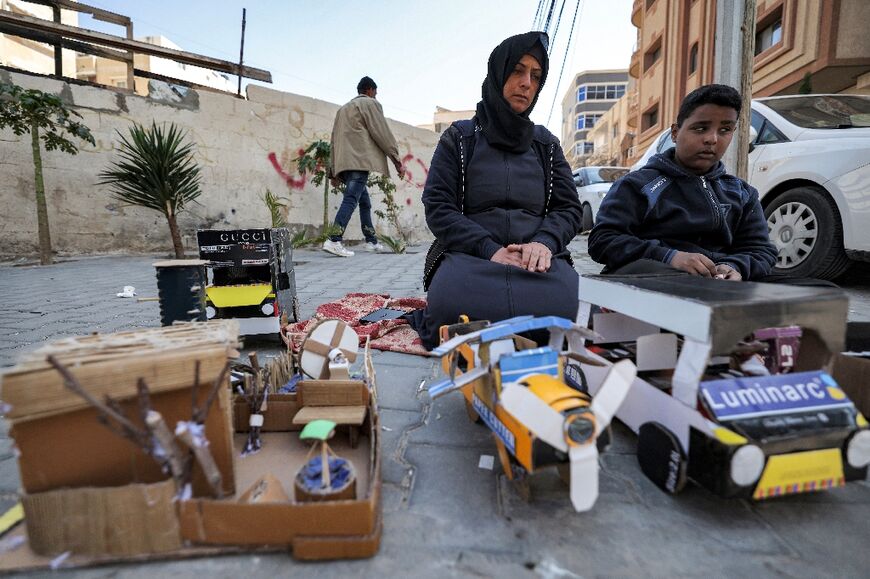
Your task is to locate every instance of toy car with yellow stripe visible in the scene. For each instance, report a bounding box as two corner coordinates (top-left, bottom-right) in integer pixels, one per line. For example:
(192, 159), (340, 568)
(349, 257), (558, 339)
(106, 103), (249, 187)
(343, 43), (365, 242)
(576, 274), (870, 500)
(197, 228), (298, 337)
(428, 315), (636, 512)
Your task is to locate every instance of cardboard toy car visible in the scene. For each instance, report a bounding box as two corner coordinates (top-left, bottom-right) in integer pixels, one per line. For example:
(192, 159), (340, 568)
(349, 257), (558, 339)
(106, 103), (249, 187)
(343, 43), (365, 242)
(576, 274), (870, 499)
(428, 315), (636, 512)
(197, 228), (298, 336)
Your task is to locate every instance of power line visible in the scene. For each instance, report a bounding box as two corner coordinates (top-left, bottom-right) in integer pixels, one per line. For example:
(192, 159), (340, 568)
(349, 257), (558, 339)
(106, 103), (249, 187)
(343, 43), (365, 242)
(546, 0), (583, 126)
(532, 0), (546, 30)
(547, 0), (568, 56)
(543, 0), (558, 34)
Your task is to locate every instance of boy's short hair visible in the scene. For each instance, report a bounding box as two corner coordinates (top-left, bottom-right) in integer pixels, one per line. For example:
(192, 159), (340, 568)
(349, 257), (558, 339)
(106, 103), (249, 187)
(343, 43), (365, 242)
(676, 84), (742, 126)
(357, 76), (377, 94)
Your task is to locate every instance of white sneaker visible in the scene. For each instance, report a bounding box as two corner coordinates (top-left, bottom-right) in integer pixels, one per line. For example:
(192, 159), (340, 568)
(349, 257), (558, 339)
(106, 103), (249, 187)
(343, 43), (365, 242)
(322, 239), (354, 257)
(364, 241), (387, 253)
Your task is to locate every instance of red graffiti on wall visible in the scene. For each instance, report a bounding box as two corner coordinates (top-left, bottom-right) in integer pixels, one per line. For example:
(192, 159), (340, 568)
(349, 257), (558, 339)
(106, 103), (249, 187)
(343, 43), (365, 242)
(400, 153), (429, 189)
(268, 151), (307, 190)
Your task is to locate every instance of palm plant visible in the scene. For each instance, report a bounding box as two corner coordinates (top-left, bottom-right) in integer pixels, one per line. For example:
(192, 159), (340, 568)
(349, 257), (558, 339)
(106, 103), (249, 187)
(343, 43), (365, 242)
(262, 188), (287, 228)
(99, 121), (202, 258)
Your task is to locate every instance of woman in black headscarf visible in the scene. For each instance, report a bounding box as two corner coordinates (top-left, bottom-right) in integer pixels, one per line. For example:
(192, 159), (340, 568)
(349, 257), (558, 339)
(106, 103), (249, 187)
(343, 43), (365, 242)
(410, 32), (583, 350)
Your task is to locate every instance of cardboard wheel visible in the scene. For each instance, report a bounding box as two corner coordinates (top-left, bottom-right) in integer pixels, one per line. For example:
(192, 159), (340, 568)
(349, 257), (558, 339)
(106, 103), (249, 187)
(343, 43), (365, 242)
(637, 421), (687, 495)
(464, 397), (481, 423)
(300, 319), (359, 379)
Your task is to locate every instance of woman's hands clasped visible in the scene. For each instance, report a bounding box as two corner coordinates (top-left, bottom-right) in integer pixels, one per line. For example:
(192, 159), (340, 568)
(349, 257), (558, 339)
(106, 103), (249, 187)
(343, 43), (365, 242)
(491, 242), (552, 272)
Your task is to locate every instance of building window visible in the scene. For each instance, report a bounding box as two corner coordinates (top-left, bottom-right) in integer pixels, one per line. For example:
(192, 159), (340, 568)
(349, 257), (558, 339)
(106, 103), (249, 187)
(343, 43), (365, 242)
(580, 84), (626, 101)
(576, 113), (603, 130)
(755, 8), (783, 55)
(644, 39), (662, 71)
(688, 42), (699, 75)
(575, 141), (594, 156)
(642, 105), (659, 132)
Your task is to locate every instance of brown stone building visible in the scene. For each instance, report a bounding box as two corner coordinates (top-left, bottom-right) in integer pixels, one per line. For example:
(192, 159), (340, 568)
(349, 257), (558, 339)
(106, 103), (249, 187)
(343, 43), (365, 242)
(623, 0), (870, 165)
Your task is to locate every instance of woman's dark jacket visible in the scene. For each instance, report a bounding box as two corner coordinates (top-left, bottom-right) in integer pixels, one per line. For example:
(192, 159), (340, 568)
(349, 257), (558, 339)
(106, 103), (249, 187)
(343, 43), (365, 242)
(411, 119), (582, 350)
(588, 149), (777, 280)
(424, 120), (581, 260)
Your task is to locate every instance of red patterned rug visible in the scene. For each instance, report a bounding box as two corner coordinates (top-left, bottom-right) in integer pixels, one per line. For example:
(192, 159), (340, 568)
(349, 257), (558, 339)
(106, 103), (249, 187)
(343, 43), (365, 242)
(281, 293), (430, 356)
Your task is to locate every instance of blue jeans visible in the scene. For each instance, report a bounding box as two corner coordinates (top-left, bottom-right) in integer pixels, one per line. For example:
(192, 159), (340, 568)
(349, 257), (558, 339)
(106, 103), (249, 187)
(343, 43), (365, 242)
(330, 170), (377, 243)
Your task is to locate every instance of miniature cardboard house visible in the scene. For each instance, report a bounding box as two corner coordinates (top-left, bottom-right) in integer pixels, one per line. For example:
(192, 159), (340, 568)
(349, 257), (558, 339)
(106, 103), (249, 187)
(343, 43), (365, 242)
(0, 321), (382, 571)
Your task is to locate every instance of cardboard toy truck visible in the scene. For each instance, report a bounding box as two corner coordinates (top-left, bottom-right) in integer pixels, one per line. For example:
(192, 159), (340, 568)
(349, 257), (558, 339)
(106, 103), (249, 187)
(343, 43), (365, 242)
(576, 274), (870, 499)
(197, 228), (298, 337)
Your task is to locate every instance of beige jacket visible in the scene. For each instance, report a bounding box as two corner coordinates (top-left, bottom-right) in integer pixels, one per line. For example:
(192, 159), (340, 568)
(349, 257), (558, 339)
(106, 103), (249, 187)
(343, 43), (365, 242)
(330, 95), (399, 178)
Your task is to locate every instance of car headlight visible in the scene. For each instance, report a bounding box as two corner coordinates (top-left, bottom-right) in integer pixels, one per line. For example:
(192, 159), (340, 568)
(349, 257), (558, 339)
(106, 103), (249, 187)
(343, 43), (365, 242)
(730, 444), (766, 486)
(846, 430), (870, 468)
(564, 410), (596, 447)
(261, 302), (275, 316)
(205, 305), (216, 319)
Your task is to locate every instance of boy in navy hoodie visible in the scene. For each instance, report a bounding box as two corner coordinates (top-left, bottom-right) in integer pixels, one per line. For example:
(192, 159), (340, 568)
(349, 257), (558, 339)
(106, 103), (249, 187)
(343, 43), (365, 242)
(588, 84), (777, 281)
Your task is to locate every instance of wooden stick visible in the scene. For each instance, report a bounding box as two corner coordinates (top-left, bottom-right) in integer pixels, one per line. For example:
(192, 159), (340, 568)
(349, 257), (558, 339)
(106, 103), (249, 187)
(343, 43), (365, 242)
(195, 362), (229, 424)
(175, 422), (224, 498)
(321, 441), (330, 489)
(146, 410), (186, 486)
(48, 355), (143, 436)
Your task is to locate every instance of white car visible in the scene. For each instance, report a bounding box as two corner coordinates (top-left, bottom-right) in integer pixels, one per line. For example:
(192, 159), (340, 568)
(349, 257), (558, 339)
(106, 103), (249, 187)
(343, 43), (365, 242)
(573, 166), (629, 233)
(630, 94), (870, 280)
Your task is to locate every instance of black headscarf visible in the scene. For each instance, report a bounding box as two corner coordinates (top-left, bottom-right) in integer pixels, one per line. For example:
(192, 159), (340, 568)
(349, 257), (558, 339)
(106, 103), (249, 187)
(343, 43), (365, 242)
(476, 32), (549, 153)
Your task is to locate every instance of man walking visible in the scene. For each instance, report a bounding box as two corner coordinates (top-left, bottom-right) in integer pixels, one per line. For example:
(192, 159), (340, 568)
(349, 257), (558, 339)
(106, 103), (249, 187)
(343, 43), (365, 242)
(324, 76), (406, 257)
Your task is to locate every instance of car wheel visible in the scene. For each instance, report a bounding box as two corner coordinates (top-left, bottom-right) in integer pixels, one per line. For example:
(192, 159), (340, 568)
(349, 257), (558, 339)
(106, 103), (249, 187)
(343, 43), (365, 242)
(764, 186), (852, 280)
(581, 203), (594, 233)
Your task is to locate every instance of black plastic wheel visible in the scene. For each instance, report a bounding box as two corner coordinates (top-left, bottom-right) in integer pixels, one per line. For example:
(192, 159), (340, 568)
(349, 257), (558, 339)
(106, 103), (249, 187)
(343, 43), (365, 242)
(581, 203), (594, 233)
(764, 186), (852, 280)
(637, 421), (687, 494)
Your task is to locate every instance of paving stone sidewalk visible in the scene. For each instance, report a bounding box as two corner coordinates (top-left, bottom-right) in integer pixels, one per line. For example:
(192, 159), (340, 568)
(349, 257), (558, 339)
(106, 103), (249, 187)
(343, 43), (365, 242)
(0, 239), (868, 577)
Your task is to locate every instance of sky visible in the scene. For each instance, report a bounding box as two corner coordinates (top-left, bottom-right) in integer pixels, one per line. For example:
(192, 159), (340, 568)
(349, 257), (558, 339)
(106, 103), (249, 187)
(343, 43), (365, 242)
(77, 1), (637, 136)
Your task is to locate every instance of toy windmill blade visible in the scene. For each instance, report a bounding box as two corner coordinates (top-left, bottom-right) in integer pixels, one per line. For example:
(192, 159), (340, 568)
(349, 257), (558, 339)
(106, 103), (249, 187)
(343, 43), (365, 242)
(589, 359), (636, 435)
(500, 381), (568, 452)
(569, 444), (600, 512)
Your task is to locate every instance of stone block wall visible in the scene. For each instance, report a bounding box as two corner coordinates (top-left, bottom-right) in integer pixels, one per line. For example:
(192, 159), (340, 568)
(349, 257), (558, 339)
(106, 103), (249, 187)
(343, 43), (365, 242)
(0, 68), (438, 257)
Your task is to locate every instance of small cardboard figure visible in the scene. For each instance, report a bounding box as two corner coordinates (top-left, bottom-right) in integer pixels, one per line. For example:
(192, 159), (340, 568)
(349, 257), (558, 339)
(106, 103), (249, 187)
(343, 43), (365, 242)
(294, 419), (356, 502)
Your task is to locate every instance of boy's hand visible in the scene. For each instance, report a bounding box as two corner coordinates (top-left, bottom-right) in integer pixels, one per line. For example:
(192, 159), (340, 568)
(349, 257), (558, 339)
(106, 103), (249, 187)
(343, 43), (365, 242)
(671, 251), (718, 277)
(714, 263), (742, 281)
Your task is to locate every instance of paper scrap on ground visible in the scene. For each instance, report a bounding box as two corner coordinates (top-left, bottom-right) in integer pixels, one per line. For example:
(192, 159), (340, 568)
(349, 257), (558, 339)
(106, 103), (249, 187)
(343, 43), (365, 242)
(116, 285), (136, 298)
(478, 455), (495, 470)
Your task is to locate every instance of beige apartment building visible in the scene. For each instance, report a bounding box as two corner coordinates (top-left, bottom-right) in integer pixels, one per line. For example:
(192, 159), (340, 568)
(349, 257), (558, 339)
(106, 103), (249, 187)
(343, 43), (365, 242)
(0, 0), (77, 77)
(418, 106), (475, 133)
(623, 0), (870, 166)
(559, 69), (629, 169)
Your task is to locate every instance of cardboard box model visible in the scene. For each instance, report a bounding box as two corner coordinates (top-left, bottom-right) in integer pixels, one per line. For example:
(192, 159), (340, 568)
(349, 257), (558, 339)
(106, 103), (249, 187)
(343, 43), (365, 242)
(428, 315), (636, 513)
(0, 320), (382, 572)
(197, 228), (299, 336)
(577, 275), (870, 500)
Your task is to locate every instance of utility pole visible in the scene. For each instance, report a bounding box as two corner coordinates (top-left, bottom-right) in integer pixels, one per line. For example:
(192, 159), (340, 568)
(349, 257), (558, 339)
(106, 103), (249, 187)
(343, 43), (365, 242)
(237, 8), (247, 98)
(714, 0), (756, 179)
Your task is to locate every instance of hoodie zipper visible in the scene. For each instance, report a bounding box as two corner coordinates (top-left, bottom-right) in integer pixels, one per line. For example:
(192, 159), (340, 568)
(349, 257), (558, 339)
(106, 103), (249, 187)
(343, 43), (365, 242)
(700, 176), (721, 228)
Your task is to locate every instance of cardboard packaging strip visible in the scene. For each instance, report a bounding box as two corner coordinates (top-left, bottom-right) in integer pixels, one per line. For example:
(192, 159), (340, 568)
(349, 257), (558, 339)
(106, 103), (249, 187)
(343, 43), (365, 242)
(21, 480), (182, 557)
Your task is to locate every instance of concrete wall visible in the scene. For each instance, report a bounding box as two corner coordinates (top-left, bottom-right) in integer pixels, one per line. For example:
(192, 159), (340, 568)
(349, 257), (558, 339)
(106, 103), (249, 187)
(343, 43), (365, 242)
(0, 68), (438, 257)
